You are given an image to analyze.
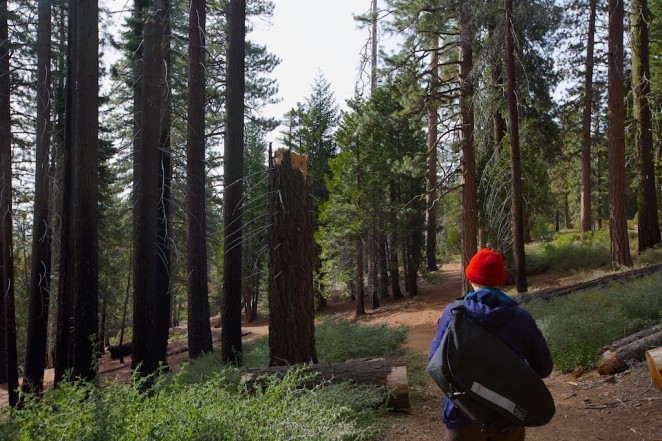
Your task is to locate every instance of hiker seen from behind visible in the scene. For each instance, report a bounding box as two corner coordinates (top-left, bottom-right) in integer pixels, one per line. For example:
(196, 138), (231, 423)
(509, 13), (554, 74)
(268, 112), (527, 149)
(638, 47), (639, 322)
(429, 248), (553, 441)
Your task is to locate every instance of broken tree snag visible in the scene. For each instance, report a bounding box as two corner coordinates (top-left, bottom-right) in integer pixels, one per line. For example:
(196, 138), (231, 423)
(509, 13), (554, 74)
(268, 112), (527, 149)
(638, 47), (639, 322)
(268, 148), (317, 366)
(645, 347), (662, 394)
(596, 330), (662, 375)
(240, 358), (410, 410)
(517, 264), (662, 304)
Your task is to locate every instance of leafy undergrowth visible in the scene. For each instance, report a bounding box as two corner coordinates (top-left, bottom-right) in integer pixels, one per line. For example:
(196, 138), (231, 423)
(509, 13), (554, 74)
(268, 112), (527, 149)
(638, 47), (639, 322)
(0, 321), (408, 441)
(524, 271), (662, 372)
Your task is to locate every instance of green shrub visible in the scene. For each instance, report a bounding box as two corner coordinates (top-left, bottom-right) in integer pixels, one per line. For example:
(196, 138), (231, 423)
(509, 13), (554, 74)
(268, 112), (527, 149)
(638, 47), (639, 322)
(315, 321), (407, 363)
(525, 231), (611, 275)
(0, 369), (388, 441)
(524, 272), (662, 372)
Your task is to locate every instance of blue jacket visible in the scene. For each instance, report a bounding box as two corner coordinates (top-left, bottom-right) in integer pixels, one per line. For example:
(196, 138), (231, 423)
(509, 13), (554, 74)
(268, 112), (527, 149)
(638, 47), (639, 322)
(428, 288), (553, 429)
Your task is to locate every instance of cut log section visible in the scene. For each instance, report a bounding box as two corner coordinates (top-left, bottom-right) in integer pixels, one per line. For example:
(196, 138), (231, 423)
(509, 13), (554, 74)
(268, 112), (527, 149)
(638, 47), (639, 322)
(596, 330), (662, 375)
(646, 347), (662, 394)
(240, 357), (410, 410)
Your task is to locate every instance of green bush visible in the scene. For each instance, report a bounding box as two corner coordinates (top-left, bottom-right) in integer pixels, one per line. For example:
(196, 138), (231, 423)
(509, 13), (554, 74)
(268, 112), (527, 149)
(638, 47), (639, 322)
(525, 231), (611, 275)
(524, 272), (662, 372)
(315, 321), (408, 363)
(0, 369), (388, 441)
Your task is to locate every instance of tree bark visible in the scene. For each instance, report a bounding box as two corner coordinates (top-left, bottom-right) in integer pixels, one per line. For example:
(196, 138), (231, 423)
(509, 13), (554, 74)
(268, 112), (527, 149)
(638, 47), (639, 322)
(459, 5), (477, 295)
(186, 0), (213, 359)
(154, 0), (172, 367)
(268, 149), (317, 366)
(505, 0), (527, 292)
(426, 37), (439, 272)
(630, 0), (661, 252)
(132, 11), (163, 378)
(596, 331), (662, 375)
(22, 0), (52, 397)
(241, 358), (409, 410)
(607, 0), (633, 268)
(581, 0), (597, 233)
(221, 0), (246, 364)
(55, 0), (77, 384)
(0, 0), (18, 406)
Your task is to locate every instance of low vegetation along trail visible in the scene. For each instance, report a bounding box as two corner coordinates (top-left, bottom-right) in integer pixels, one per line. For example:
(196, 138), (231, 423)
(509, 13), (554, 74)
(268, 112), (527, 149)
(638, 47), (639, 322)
(3, 264), (662, 441)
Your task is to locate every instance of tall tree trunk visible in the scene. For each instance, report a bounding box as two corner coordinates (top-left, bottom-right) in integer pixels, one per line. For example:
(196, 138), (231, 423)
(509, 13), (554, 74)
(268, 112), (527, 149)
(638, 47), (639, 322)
(459, 5), (477, 295)
(0, 0), (18, 406)
(155, 0), (172, 367)
(268, 149), (317, 366)
(71, 0), (99, 382)
(23, 0), (53, 396)
(388, 229), (403, 300)
(607, 0), (633, 268)
(581, 0), (597, 233)
(631, 0), (661, 251)
(54, 0), (77, 385)
(426, 38), (439, 272)
(222, 0), (246, 363)
(186, 0), (212, 359)
(132, 10), (163, 378)
(505, 0), (527, 292)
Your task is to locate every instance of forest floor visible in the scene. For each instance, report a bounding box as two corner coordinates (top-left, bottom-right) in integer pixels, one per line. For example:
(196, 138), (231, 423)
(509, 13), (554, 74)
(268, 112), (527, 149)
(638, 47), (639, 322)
(2, 263), (662, 440)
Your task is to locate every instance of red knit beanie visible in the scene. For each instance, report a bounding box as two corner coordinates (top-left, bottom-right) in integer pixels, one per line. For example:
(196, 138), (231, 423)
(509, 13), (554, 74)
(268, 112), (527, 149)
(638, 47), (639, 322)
(465, 248), (507, 287)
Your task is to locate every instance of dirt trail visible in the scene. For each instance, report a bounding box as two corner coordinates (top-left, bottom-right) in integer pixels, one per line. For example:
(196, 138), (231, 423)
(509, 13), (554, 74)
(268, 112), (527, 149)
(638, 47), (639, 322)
(3, 263), (662, 441)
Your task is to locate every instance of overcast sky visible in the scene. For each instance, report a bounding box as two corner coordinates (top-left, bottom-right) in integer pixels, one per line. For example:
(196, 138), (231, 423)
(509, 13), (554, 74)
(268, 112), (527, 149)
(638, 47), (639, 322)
(250, 0), (377, 137)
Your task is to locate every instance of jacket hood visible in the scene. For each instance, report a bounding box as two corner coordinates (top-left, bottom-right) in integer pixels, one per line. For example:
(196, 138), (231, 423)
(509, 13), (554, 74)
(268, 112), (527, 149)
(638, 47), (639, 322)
(463, 288), (516, 327)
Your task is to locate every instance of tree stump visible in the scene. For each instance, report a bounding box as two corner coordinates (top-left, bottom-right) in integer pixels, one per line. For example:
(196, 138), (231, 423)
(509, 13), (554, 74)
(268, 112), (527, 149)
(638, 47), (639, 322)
(240, 357), (410, 409)
(268, 149), (317, 366)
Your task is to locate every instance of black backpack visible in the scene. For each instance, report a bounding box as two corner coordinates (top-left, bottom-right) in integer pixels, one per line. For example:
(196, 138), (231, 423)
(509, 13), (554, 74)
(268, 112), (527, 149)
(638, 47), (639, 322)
(427, 304), (555, 430)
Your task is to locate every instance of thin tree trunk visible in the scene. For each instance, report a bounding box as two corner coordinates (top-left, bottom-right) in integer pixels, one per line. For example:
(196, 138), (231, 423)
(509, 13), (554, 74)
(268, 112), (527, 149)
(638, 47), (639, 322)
(222, 0), (246, 363)
(630, 0), (661, 251)
(22, 0), (52, 397)
(607, 0), (633, 268)
(54, 0), (77, 385)
(460, 5), (477, 295)
(186, 0), (212, 359)
(581, 0), (597, 233)
(426, 38), (439, 272)
(155, 0), (172, 367)
(505, 0), (527, 292)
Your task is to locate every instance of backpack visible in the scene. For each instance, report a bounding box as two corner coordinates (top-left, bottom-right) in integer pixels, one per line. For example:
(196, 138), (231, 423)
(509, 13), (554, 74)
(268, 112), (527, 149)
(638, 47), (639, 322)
(427, 304), (555, 430)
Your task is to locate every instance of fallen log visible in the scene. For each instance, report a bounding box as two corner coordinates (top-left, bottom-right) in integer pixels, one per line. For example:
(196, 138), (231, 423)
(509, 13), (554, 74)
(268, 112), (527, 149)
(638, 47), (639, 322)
(516, 264), (662, 304)
(240, 357), (409, 410)
(645, 347), (662, 394)
(600, 324), (661, 353)
(596, 330), (662, 375)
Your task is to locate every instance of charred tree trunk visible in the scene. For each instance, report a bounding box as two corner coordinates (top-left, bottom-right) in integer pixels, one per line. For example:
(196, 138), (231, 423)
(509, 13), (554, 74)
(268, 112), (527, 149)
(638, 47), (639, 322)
(54, 0), (77, 383)
(132, 11), (163, 378)
(0, 0), (17, 405)
(22, 0), (53, 397)
(186, 0), (213, 359)
(154, 0), (172, 367)
(221, 0), (246, 363)
(268, 149), (318, 366)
